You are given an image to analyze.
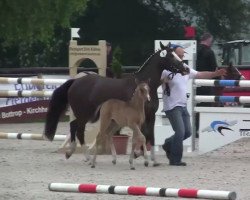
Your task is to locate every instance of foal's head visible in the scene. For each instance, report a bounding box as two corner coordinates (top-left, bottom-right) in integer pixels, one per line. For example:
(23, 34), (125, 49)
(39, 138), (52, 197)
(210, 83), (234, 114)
(134, 82), (151, 102)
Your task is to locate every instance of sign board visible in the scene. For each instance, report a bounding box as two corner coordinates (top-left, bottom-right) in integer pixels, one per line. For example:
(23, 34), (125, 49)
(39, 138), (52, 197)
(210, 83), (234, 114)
(69, 40), (107, 77)
(196, 107), (250, 154)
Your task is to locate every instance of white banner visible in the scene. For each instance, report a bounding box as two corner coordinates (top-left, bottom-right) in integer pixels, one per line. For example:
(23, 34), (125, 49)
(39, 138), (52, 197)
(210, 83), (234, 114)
(0, 75), (69, 107)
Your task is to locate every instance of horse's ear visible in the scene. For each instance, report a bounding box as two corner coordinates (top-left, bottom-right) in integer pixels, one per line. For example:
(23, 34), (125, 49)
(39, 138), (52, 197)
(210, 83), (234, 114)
(160, 41), (165, 50)
(146, 78), (151, 85)
(167, 42), (171, 49)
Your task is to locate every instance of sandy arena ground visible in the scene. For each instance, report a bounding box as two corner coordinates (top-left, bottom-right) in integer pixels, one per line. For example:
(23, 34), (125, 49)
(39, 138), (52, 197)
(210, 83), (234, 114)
(0, 122), (249, 200)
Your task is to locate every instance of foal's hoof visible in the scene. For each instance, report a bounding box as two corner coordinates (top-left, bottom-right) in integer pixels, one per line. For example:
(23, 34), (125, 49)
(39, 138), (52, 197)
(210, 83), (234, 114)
(153, 162), (161, 167)
(144, 161), (149, 167)
(83, 155), (91, 162)
(91, 165), (95, 168)
(112, 160), (116, 165)
(130, 167), (135, 170)
(133, 151), (142, 159)
(65, 152), (71, 159)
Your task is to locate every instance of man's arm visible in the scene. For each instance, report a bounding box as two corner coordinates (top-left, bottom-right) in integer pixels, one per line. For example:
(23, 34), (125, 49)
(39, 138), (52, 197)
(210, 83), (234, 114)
(195, 68), (227, 79)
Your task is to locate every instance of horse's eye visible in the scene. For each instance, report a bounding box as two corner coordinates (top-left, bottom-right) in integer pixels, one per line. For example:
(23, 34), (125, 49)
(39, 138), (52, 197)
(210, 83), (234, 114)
(160, 50), (167, 57)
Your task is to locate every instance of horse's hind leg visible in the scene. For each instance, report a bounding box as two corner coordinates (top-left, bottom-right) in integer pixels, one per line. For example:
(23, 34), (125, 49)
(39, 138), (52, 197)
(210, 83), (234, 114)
(65, 119), (77, 159)
(76, 120), (90, 162)
(143, 114), (160, 167)
(60, 117), (76, 149)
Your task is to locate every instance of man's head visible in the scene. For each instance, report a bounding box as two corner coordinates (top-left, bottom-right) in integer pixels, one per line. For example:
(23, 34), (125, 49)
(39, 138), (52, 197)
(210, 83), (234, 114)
(200, 32), (213, 47)
(174, 47), (185, 60)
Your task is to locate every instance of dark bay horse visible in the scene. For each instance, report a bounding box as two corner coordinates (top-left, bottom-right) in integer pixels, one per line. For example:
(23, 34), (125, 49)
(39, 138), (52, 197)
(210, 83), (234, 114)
(214, 63), (244, 96)
(44, 42), (189, 166)
(215, 63), (244, 106)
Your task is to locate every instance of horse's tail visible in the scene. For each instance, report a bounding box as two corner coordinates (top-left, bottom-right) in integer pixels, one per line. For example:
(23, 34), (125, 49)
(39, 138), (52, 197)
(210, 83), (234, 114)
(44, 79), (75, 141)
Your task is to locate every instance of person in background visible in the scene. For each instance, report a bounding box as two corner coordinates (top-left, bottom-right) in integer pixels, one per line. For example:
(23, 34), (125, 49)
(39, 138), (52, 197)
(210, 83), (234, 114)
(196, 32), (218, 100)
(195, 32), (219, 136)
(161, 45), (226, 166)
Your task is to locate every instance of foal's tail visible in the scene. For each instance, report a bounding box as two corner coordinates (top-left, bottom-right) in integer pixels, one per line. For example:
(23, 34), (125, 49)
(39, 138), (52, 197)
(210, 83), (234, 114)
(44, 79), (75, 141)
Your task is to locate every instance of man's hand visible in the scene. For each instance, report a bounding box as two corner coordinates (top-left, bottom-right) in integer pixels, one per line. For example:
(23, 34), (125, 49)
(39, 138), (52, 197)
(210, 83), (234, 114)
(215, 68), (227, 77)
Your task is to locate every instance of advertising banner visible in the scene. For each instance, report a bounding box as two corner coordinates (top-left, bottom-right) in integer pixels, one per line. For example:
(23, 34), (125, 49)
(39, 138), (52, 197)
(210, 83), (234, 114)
(0, 75), (69, 123)
(196, 107), (250, 154)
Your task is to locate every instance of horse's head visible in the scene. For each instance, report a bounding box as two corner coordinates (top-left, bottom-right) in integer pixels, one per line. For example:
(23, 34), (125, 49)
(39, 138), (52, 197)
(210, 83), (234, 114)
(158, 42), (190, 75)
(223, 63), (245, 80)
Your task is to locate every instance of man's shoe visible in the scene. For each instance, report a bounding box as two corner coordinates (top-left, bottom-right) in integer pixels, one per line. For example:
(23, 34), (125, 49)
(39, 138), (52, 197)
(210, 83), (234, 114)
(169, 161), (187, 166)
(162, 144), (170, 160)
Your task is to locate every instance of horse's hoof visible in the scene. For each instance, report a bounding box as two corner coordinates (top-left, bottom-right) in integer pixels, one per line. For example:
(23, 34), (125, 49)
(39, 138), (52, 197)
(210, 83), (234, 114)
(130, 167), (135, 170)
(91, 165), (95, 168)
(153, 162), (161, 167)
(112, 160), (116, 165)
(144, 161), (149, 167)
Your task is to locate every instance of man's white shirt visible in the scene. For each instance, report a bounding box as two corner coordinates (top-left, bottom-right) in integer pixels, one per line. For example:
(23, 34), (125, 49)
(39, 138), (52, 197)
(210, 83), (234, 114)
(161, 68), (197, 111)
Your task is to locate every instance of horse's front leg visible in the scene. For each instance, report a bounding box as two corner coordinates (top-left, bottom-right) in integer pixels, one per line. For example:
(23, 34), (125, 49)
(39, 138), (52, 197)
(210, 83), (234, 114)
(141, 135), (149, 167)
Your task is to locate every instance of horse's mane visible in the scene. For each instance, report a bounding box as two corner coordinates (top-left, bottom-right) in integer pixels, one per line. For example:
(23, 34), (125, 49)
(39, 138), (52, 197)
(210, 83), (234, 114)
(136, 49), (160, 73)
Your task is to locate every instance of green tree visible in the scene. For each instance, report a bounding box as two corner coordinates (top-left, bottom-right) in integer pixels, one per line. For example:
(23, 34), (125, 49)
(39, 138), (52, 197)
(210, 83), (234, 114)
(166, 0), (250, 40)
(75, 0), (185, 65)
(1, 0), (249, 68)
(0, 0), (88, 67)
(111, 46), (123, 78)
(76, 0), (250, 66)
(0, 0), (88, 45)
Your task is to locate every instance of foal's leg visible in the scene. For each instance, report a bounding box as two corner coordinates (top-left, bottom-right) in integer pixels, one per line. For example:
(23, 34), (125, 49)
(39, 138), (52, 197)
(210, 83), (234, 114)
(91, 119), (115, 168)
(129, 125), (149, 170)
(91, 131), (102, 168)
(108, 122), (121, 165)
(130, 132), (138, 170)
